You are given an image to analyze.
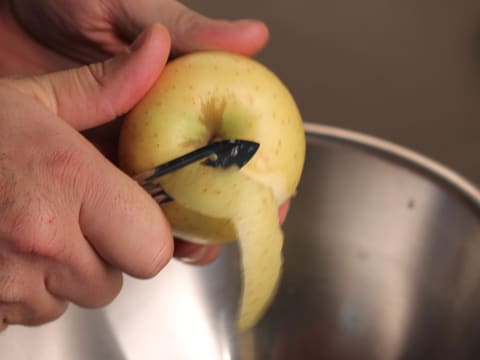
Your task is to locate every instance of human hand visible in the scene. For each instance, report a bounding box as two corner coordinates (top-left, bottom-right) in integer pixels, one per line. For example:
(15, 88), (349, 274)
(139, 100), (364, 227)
(0, 25), (174, 330)
(1, 0), (269, 75)
(0, 0), (289, 265)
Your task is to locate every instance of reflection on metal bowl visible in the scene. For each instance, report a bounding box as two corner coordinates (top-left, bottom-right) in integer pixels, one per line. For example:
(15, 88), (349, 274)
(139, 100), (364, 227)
(2, 123), (479, 360)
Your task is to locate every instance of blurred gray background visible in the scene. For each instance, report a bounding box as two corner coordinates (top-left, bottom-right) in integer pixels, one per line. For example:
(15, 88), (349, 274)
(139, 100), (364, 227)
(184, 0), (480, 184)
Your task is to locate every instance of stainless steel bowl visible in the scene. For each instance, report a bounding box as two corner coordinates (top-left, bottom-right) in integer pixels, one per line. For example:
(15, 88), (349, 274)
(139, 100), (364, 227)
(2, 124), (479, 360)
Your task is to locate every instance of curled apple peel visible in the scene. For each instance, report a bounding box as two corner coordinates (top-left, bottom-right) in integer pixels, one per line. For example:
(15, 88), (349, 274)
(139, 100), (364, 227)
(159, 164), (283, 330)
(118, 51), (305, 330)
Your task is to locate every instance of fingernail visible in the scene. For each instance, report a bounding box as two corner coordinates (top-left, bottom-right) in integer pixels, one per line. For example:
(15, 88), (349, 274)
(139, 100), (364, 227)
(179, 246), (208, 264)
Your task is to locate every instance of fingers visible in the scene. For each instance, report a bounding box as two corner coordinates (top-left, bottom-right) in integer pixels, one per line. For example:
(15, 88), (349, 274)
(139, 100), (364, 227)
(0, 228), (119, 328)
(116, 0), (269, 56)
(77, 136), (174, 278)
(1, 36), (176, 277)
(43, 224), (124, 308)
(25, 117), (175, 279)
(0, 15), (177, 331)
(0, 298), (67, 329)
(0, 80), (174, 330)
(174, 239), (221, 265)
(170, 18), (269, 57)
(7, 24), (171, 131)
(0, 254), (67, 328)
(0, 123), (173, 327)
(279, 200), (291, 225)
(1, 22), (175, 276)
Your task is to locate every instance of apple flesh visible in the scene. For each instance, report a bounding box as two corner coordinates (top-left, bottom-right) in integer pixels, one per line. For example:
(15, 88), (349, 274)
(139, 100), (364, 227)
(118, 51), (305, 330)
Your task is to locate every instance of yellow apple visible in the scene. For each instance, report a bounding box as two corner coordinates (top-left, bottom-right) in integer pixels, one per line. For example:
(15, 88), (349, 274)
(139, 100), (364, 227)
(118, 51), (306, 330)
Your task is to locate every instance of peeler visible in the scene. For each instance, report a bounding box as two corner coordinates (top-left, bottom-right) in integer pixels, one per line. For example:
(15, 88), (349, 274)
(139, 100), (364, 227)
(134, 139), (260, 204)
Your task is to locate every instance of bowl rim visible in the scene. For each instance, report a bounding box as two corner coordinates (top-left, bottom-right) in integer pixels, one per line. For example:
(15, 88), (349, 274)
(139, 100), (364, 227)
(303, 122), (480, 211)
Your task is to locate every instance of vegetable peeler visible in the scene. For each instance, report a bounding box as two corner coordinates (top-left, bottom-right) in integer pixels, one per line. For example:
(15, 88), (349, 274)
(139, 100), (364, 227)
(134, 139), (260, 204)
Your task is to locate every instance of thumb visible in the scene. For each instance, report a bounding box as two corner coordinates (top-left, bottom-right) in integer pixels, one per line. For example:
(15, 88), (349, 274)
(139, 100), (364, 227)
(9, 24), (170, 131)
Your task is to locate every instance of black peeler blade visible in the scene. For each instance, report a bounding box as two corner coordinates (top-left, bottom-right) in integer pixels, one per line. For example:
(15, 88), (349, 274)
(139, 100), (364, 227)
(136, 139), (260, 184)
(203, 139), (260, 169)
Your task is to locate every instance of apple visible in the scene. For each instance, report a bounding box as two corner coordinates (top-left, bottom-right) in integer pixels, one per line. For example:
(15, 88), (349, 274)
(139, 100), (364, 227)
(118, 51), (306, 330)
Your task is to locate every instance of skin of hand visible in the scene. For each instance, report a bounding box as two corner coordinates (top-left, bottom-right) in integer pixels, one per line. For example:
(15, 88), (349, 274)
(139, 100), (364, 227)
(0, 0), (270, 75)
(0, 0), (290, 266)
(0, 25), (174, 330)
(0, 0), (293, 331)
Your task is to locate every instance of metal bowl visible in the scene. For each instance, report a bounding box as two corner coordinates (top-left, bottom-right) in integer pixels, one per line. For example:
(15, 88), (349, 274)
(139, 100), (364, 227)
(2, 124), (479, 359)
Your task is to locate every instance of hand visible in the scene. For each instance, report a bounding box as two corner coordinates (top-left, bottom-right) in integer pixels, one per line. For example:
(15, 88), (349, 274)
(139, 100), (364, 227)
(0, 0), (269, 75)
(0, 0), (288, 265)
(0, 25), (173, 330)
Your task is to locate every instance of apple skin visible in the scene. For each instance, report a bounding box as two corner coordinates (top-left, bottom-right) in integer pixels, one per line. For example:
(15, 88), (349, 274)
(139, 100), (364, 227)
(118, 51), (305, 244)
(118, 51), (305, 329)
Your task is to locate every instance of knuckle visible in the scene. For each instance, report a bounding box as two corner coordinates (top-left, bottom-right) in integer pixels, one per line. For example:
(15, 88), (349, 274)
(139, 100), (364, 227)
(0, 148), (91, 261)
(79, 62), (116, 120)
(83, 269), (123, 308)
(0, 301), (68, 327)
(6, 205), (64, 260)
(86, 62), (107, 89)
(43, 147), (89, 189)
(41, 146), (94, 208)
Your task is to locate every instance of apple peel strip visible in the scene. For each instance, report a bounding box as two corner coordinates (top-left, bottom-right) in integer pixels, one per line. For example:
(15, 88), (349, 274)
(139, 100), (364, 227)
(160, 164), (283, 331)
